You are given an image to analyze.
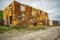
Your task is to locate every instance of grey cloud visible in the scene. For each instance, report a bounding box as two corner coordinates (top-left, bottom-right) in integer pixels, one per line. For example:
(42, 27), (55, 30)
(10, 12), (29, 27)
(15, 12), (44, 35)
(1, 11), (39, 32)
(0, 0), (60, 21)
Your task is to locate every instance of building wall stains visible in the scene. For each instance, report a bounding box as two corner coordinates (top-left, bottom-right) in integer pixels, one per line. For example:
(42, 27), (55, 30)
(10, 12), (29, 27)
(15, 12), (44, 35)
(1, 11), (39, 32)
(3, 1), (49, 26)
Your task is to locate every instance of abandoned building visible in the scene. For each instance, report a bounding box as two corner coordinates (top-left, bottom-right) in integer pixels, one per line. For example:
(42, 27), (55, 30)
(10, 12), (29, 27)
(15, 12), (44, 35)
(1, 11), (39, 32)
(3, 1), (49, 26)
(48, 20), (58, 26)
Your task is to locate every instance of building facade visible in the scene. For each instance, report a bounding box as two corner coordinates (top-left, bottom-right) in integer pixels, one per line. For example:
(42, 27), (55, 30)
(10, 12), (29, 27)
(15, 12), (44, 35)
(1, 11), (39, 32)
(3, 1), (49, 26)
(48, 20), (58, 26)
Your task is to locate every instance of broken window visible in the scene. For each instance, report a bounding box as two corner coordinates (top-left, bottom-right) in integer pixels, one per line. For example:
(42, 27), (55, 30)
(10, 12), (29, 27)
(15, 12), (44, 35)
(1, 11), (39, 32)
(9, 5), (12, 9)
(18, 15), (22, 20)
(18, 13), (25, 20)
(20, 5), (25, 10)
(40, 10), (42, 15)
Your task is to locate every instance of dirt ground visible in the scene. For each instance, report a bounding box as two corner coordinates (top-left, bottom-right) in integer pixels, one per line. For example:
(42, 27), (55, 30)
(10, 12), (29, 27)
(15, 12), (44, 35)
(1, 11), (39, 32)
(0, 26), (60, 40)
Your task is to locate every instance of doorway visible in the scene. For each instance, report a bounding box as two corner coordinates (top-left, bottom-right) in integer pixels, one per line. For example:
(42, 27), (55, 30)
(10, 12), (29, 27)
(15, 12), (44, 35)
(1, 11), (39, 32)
(9, 16), (12, 24)
(33, 23), (37, 26)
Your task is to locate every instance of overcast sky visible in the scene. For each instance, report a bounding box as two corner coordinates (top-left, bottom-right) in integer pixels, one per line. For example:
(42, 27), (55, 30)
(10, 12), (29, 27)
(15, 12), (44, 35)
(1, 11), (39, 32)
(0, 0), (60, 21)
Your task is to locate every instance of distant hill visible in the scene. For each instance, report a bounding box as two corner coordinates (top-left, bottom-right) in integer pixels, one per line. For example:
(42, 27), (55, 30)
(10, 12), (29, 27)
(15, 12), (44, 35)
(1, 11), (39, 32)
(0, 10), (3, 19)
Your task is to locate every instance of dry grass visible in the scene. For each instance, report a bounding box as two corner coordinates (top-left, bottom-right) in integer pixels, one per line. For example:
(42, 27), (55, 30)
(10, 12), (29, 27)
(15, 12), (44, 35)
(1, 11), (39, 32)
(0, 26), (46, 33)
